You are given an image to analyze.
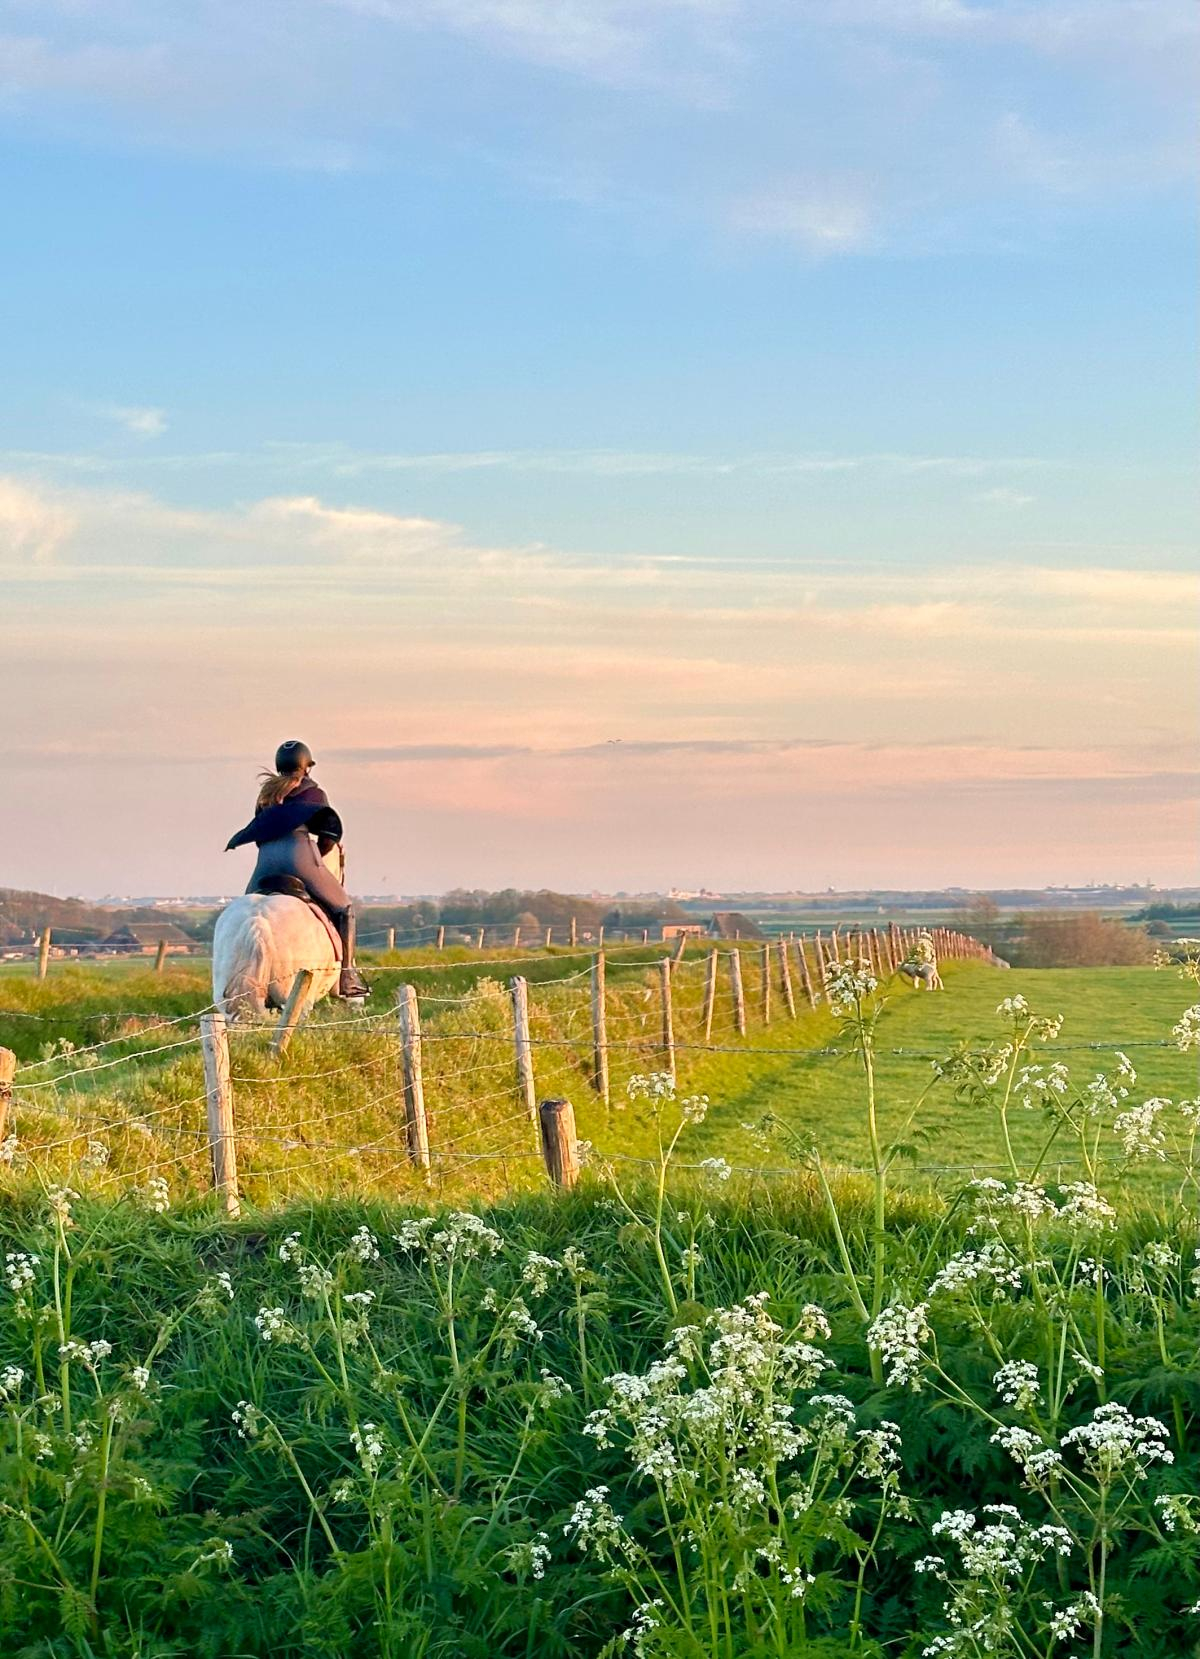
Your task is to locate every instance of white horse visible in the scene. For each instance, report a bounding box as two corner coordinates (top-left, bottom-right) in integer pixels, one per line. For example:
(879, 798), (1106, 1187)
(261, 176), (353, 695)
(898, 960), (943, 991)
(212, 843), (344, 1020)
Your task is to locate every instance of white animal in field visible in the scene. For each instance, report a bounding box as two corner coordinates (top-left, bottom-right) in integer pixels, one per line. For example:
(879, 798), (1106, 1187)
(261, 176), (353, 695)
(212, 843), (343, 1020)
(899, 960), (943, 991)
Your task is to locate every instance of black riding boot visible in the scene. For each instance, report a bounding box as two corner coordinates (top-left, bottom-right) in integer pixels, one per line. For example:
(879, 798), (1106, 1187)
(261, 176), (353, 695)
(335, 909), (370, 1000)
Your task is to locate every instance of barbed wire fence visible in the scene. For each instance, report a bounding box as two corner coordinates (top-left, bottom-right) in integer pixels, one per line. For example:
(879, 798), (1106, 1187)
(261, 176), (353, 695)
(0, 925), (1181, 1214)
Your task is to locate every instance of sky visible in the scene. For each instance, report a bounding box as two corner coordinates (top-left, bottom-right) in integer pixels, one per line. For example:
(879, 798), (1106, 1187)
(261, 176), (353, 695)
(1, 0), (1197, 898)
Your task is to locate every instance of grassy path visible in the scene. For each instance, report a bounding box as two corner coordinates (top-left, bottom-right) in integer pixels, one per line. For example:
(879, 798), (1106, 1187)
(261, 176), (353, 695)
(577, 964), (1197, 1187)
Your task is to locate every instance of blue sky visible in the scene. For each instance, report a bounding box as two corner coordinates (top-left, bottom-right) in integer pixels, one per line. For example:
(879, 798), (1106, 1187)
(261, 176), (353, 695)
(1, 2), (1196, 895)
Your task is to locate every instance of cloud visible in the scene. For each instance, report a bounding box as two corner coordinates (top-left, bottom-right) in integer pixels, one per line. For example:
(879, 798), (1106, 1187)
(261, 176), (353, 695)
(1, 0), (1191, 260)
(728, 180), (875, 254)
(96, 403), (168, 437)
(973, 486), (1035, 508)
(0, 478), (77, 563)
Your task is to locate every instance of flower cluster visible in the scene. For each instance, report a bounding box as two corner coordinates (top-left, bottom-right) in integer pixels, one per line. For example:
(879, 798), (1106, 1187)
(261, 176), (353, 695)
(867, 1301), (930, 1390)
(393, 1211), (502, 1263)
(1113, 1098), (1170, 1160)
(825, 955), (878, 1012)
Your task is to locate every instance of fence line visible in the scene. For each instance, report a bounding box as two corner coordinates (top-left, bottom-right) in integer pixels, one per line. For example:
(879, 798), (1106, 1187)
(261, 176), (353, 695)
(5, 926), (1178, 1211)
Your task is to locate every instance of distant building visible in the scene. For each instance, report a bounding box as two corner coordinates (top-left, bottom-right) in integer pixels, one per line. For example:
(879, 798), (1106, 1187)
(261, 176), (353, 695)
(708, 912), (766, 940)
(100, 922), (194, 955)
(660, 922), (707, 941)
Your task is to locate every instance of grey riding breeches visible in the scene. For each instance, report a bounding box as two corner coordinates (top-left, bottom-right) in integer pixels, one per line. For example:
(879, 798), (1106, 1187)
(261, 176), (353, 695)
(247, 830), (352, 918)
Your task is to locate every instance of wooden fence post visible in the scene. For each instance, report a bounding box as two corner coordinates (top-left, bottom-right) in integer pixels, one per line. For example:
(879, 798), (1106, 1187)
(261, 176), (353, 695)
(273, 968), (314, 1055)
(539, 1098), (579, 1189)
(598, 924), (605, 950)
(659, 957), (676, 1081)
(436, 925), (445, 951)
(673, 931), (688, 966)
(0, 1048), (14, 1145)
(794, 937), (817, 1008)
(729, 948), (747, 1037)
(37, 928), (51, 981)
(777, 937), (796, 1019)
(386, 926), (396, 952)
(760, 943), (772, 1024)
(591, 953), (609, 1106)
(513, 924), (521, 949)
(153, 937), (168, 974)
(476, 926), (485, 951)
(641, 928), (649, 945)
(510, 976), (537, 1127)
(814, 931), (830, 999)
(200, 1012), (239, 1218)
(396, 984), (431, 1171)
(545, 927), (553, 950)
(702, 948), (718, 1041)
(570, 915), (577, 947)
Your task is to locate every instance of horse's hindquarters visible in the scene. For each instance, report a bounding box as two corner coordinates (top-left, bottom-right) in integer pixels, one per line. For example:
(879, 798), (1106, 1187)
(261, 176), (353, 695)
(213, 894), (339, 1020)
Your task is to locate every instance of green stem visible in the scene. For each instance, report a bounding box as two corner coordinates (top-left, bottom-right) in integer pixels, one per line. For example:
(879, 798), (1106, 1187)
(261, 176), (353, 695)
(88, 1408), (114, 1609)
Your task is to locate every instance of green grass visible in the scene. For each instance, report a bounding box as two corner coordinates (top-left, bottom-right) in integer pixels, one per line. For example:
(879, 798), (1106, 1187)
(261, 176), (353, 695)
(0, 1185), (1196, 1657)
(2, 957), (1194, 1208)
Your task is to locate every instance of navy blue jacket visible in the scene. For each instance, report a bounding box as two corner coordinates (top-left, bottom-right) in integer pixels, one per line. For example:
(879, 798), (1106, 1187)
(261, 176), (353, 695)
(226, 782), (343, 851)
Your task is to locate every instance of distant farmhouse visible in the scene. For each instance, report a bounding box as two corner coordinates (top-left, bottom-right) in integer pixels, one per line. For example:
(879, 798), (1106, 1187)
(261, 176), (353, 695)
(101, 921), (193, 956)
(708, 912), (766, 940)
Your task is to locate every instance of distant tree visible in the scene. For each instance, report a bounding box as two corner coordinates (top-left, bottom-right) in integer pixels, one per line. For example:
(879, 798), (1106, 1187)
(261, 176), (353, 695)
(1011, 912), (1152, 968)
(952, 894), (1003, 946)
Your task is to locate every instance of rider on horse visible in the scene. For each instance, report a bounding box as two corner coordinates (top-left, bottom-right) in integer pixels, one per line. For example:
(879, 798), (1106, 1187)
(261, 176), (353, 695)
(225, 740), (370, 1000)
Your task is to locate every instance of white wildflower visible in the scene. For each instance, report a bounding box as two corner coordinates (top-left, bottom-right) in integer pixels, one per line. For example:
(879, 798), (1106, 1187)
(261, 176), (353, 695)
(867, 1301), (931, 1389)
(345, 1225), (380, 1263)
(4, 1250), (38, 1296)
(698, 1156), (732, 1181)
(80, 1139), (110, 1172)
(128, 1365), (151, 1392)
(349, 1421), (385, 1475)
(192, 1538), (234, 1572)
(1060, 1402), (1174, 1476)
(296, 1262), (334, 1300)
(1114, 1098), (1170, 1161)
(796, 1304), (832, 1342)
(505, 1532), (551, 1580)
(139, 1176), (170, 1213)
(499, 1296), (542, 1352)
(564, 1486), (629, 1561)
(0, 1364), (26, 1398)
(277, 1231), (303, 1264)
(1057, 1183), (1117, 1228)
(1173, 1005), (1200, 1051)
(197, 1271), (234, 1315)
(990, 1424), (1064, 1486)
(521, 1252), (562, 1296)
(929, 1241), (1023, 1299)
(1156, 1494), (1200, 1535)
(994, 1361), (1041, 1412)
(1047, 1591), (1101, 1643)
(253, 1306), (299, 1344)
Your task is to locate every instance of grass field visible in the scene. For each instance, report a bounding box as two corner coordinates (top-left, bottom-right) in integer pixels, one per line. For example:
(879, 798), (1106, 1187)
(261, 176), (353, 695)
(2, 956), (1195, 1206)
(1, 948), (1198, 1655)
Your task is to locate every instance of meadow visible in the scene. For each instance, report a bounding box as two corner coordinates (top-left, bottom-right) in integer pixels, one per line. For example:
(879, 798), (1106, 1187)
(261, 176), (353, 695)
(1, 947), (1198, 1657)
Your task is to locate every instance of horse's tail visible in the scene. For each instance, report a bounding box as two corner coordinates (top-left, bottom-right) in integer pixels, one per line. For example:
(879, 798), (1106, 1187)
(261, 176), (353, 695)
(213, 901), (273, 1021)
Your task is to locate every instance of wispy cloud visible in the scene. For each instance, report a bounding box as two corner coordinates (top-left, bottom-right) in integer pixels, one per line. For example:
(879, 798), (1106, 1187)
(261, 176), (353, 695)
(973, 486), (1035, 508)
(94, 403), (168, 437)
(727, 179), (875, 254)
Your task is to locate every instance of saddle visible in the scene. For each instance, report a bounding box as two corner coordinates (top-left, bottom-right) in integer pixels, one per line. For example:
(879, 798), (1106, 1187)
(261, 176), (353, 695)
(250, 875), (342, 961)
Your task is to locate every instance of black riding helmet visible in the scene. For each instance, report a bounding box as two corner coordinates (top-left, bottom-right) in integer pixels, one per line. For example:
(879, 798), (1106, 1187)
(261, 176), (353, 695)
(275, 740), (315, 774)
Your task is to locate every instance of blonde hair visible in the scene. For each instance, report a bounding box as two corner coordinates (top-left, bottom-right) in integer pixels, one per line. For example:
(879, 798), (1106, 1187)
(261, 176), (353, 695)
(256, 769), (305, 811)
